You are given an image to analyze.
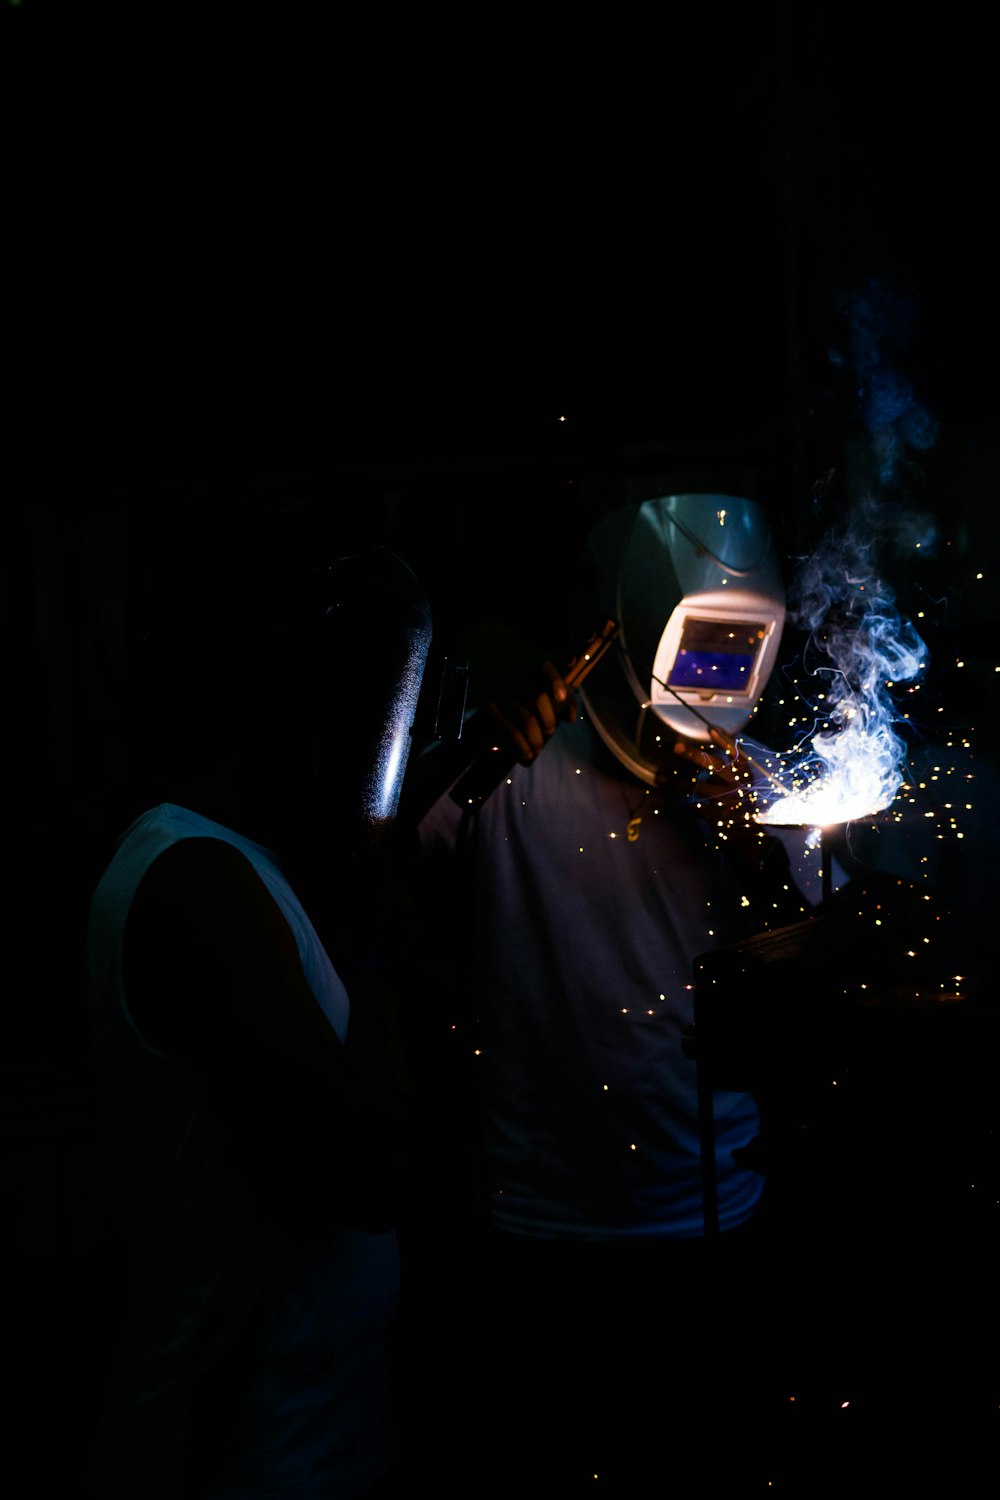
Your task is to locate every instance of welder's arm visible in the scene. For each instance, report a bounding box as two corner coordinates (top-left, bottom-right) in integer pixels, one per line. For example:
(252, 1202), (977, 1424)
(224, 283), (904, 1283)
(400, 620), (618, 825)
(398, 659), (578, 828)
(487, 658), (578, 762)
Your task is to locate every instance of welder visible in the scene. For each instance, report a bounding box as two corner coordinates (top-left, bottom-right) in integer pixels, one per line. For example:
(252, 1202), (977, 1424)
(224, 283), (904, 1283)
(399, 492), (807, 1493)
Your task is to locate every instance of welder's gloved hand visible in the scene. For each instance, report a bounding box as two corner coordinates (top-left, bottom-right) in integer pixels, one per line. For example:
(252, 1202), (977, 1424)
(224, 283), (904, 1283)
(487, 659), (578, 765)
(673, 726), (754, 797)
(672, 728), (806, 929)
(672, 727), (769, 852)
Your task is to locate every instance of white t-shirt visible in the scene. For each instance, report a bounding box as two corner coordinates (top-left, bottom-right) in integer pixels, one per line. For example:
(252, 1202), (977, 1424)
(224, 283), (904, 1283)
(418, 715), (768, 1240)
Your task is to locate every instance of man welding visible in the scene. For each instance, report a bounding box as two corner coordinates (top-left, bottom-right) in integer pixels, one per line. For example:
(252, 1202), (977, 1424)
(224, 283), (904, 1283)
(399, 492), (808, 1494)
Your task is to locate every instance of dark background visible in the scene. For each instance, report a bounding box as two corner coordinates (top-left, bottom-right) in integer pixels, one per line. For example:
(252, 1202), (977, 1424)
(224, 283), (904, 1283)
(5, 3), (999, 1489)
(9, 3), (999, 823)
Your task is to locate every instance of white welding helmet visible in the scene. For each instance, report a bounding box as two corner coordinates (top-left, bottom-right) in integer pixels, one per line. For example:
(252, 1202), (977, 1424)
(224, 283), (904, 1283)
(578, 494), (786, 784)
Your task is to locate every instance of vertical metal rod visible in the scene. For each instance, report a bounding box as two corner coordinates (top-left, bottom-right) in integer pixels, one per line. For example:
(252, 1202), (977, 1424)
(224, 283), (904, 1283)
(821, 825), (833, 910)
(693, 983), (719, 1238)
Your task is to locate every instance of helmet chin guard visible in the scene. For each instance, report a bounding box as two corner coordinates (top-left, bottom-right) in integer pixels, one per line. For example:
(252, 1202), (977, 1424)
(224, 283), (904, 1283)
(579, 494), (786, 785)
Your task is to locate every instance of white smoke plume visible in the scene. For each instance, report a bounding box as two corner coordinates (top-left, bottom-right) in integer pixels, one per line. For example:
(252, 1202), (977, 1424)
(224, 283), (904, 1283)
(754, 280), (938, 827)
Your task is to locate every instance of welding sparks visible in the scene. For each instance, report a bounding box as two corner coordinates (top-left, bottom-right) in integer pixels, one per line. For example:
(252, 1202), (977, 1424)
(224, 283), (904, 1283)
(752, 703), (916, 827)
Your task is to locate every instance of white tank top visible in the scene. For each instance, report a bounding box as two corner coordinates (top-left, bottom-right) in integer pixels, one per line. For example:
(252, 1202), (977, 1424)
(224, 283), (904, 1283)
(87, 803), (399, 1499)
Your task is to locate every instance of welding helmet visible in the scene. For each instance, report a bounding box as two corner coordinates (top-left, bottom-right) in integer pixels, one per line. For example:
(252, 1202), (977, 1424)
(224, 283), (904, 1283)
(301, 546), (434, 849)
(135, 534), (433, 860)
(578, 493), (785, 784)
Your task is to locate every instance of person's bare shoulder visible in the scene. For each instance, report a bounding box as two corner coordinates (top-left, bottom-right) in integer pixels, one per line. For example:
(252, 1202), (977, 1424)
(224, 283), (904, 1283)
(123, 836), (339, 1063)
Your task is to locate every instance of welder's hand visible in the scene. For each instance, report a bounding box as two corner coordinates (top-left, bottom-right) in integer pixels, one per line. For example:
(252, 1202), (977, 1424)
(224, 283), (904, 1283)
(487, 660), (578, 764)
(672, 728), (758, 825)
(673, 730), (798, 892)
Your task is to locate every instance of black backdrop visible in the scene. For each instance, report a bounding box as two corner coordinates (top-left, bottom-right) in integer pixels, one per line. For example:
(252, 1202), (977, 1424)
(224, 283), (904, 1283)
(11, 1), (999, 914)
(5, 5), (1000, 1486)
(6, 7), (998, 1064)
